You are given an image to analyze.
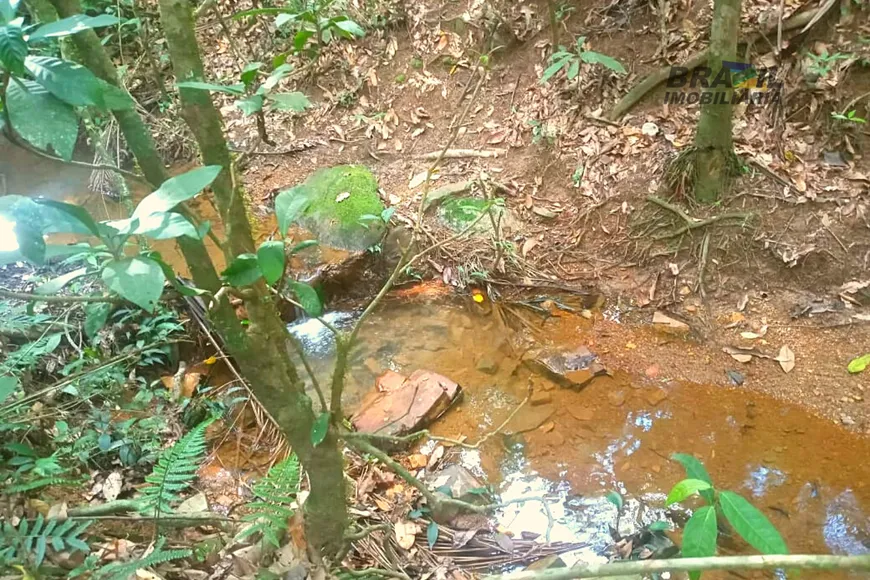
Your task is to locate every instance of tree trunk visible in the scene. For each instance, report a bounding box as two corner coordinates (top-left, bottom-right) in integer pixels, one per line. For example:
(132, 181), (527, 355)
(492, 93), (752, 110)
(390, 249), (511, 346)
(49, 0), (244, 341)
(156, 0), (348, 557)
(693, 0), (740, 203)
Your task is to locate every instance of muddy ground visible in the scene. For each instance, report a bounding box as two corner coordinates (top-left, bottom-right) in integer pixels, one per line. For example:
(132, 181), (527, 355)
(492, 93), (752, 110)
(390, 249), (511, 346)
(173, 0), (870, 432)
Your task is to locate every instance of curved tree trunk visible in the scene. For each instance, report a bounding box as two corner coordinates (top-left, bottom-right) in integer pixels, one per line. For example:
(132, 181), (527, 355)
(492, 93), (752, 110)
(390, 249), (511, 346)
(693, 0), (741, 202)
(155, 0), (348, 558)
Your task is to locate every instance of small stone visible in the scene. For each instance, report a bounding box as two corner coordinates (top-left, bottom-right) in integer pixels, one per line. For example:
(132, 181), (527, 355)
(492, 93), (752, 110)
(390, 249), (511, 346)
(645, 389), (668, 406)
(685, 305), (697, 313)
(679, 286), (691, 296)
(608, 391), (626, 407)
(526, 345), (608, 389)
(645, 365), (660, 378)
(841, 415), (856, 426)
(476, 354), (500, 375)
(568, 407), (594, 421)
(540, 421), (555, 433)
(530, 391), (552, 406)
(581, 309), (593, 319)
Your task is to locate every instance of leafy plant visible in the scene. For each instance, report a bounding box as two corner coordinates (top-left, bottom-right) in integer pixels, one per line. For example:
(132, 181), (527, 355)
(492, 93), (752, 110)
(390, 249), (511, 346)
(138, 417), (215, 517)
(235, 454), (301, 547)
(0, 515), (92, 569)
(92, 537), (191, 580)
(177, 63), (312, 119)
(847, 353), (870, 374)
(831, 109), (867, 124)
(540, 35), (626, 84)
(233, 0), (364, 58)
(805, 49), (852, 78)
(668, 453), (787, 579)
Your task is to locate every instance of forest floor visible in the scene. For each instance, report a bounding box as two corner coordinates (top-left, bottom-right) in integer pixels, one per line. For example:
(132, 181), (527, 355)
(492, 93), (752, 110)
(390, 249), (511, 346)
(167, 0), (870, 432)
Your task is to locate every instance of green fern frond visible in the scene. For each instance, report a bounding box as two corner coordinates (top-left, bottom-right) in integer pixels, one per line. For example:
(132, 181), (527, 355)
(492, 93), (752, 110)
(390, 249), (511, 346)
(139, 417), (214, 517)
(235, 454), (300, 547)
(93, 537), (191, 580)
(0, 516), (92, 567)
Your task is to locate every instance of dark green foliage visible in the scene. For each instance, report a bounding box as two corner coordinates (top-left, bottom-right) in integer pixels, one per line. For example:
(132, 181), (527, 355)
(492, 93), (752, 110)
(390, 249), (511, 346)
(0, 515), (92, 567)
(138, 418), (214, 516)
(92, 537), (191, 580)
(235, 454), (301, 547)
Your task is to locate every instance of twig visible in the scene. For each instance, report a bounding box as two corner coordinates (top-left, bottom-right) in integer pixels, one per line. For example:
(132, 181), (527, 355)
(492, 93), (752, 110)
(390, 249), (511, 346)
(697, 231), (710, 297)
(0, 288), (123, 304)
(416, 148), (507, 160)
(484, 554), (870, 580)
(776, 0), (785, 55)
(343, 568), (411, 580)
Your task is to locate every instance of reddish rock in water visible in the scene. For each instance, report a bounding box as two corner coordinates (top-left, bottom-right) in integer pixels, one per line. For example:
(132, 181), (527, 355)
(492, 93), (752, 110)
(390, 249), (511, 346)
(351, 370), (461, 437)
(526, 345), (608, 389)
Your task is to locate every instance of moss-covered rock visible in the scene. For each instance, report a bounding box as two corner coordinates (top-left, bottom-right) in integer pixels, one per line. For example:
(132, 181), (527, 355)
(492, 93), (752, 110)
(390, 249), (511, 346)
(286, 165), (385, 251)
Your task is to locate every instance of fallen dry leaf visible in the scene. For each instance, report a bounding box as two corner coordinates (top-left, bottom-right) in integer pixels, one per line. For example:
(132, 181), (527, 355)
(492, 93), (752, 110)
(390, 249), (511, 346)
(394, 521), (420, 550)
(521, 238), (539, 257)
(776, 345), (795, 373)
(103, 471), (123, 502)
(653, 311), (689, 330)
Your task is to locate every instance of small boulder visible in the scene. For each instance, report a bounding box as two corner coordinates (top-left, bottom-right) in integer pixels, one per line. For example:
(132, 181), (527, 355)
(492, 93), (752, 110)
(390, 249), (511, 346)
(476, 354), (501, 375)
(351, 370), (461, 437)
(428, 464), (486, 502)
(526, 345), (608, 389)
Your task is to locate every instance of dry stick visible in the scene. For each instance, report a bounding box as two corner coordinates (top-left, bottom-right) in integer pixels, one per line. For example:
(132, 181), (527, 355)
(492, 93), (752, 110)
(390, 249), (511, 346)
(327, 71), (486, 418)
(485, 554), (870, 580)
(607, 8), (820, 120)
(0, 288), (122, 304)
(416, 148), (507, 160)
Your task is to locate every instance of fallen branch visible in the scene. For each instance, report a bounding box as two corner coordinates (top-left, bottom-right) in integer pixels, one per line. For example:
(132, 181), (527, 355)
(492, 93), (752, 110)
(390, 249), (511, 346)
(485, 554), (870, 580)
(417, 148), (506, 160)
(646, 195), (753, 239)
(608, 7), (820, 120)
(0, 288), (123, 305)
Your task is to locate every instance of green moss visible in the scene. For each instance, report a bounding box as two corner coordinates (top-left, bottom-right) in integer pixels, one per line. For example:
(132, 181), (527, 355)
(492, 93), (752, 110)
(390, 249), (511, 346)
(293, 165), (385, 250)
(438, 197), (501, 233)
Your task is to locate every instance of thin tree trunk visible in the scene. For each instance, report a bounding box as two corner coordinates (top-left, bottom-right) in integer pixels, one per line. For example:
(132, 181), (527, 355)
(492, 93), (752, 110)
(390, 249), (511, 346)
(48, 0), (243, 342)
(156, 0), (348, 557)
(693, 0), (740, 203)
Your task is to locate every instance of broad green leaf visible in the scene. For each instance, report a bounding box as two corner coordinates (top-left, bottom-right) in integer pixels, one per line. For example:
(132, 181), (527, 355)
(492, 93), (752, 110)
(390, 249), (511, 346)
(0, 375), (19, 405)
(132, 166), (222, 220)
(580, 50), (626, 74)
(6, 80), (77, 161)
(718, 490), (787, 555)
(310, 412), (329, 446)
(15, 221), (45, 264)
(110, 212), (199, 239)
(275, 12), (297, 28)
(290, 281), (321, 316)
(0, 24), (27, 75)
(847, 353), (870, 374)
(682, 506), (718, 579)
(331, 17), (364, 38)
(605, 490), (623, 510)
(289, 239), (318, 254)
(256, 241), (285, 285)
(293, 29), (314, 51)
(28, 14), (120, 40)
(567, 59), (580, 80)
(34, 267), (88, 295)
(236, 94), (264, 116)
(34, 199), (101, 237)
(274, 186), (311, 235)
(101, 256), (165, 312)
(25, 56), (132, 110)
(667, 478), (713, 506)
(648, 521), (671, 532)
(263, 63), (293, 91)
(176, 80), (246, 95)
(540, 55), (571, 83)
(427, 521), (439, 548)
(672, 453), (714, 503)
(267, 91), (310, 112)
(0, 0), (21, 23)
(240, 61), (263, 86)
(221, 253), (262, 287)
(84, 303), (112, 339)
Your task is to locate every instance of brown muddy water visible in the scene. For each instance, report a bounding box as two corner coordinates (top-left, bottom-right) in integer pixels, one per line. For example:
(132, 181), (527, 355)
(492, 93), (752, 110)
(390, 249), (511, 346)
(288, 296), (870, 573)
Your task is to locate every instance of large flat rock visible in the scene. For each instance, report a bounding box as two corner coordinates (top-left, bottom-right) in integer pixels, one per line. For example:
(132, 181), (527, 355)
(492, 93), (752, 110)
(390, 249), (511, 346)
(351, 370), (461, 437)
(525, 345), (608, 390)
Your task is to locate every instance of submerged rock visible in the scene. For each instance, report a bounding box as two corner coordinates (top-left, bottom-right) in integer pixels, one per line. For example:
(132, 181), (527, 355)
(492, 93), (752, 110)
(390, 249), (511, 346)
(351, 369), (461, 437)
(281, 165), (385, 251)
(526, 346), (608, 389)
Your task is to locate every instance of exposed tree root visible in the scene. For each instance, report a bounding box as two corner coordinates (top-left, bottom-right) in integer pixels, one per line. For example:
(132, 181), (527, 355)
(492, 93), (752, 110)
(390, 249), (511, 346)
(646, 195), (754, 240)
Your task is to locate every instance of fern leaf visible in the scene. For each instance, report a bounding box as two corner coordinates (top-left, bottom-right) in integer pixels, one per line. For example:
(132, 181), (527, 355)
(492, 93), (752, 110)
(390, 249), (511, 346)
(139, 418), (214, 517)
(0, 517), (92, 567)
(93, 537), (191, 580)
(235, 454), (300, 547)
(6, 476), (86, 494)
